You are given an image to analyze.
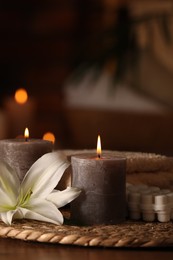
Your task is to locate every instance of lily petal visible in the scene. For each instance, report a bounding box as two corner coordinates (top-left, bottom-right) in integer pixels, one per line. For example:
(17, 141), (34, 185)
(21, 152), (70, 199)
(0, 161), (20, 206)
(0, 209), (19, 225)
(20, 198), (64, 225)
(0, 189), (15, 209)
(46, 187), (81, 208)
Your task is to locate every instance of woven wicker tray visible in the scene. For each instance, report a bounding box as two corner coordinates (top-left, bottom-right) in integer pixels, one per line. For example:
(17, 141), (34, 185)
(0, 209), (173, 248)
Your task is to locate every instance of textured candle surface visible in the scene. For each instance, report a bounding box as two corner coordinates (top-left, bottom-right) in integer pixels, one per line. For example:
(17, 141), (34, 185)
(0, 139), (53, 181)
(71, 153), (126, 225)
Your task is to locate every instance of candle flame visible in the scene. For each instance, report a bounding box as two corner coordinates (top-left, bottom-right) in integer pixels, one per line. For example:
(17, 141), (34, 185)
(14, 88), (28, 104)
(24, 128), (29, 141)
(97, 135), (101, 158)
(43, 132), (55, 144)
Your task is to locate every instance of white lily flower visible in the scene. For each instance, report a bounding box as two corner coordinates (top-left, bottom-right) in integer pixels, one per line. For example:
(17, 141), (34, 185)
(0, 152), (81, 225)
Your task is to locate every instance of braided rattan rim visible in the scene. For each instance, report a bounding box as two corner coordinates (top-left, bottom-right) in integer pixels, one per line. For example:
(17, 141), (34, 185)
(0, 210), (173, 247)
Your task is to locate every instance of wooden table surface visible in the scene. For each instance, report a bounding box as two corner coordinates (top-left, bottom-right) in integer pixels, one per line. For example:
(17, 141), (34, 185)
(0, 237), (173, 260)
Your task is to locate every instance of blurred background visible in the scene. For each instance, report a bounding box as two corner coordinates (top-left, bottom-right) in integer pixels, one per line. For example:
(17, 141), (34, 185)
(1, 0), (173, 155)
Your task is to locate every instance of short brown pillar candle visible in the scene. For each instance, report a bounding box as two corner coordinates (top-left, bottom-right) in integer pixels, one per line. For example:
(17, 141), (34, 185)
(71, 151), (126, 225)
(0, 129), (53, 181)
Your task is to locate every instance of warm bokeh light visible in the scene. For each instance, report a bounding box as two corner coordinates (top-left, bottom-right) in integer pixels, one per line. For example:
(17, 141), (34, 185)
(24, 127), (29, 140)
(43, 132), (55, 144)
(14, 88), (28, 104)
(97, 135), (101, 158)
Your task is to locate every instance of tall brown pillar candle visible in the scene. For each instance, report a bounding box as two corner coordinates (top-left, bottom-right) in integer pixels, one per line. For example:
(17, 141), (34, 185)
(71, 153), (126, 225)
(0, 138), (53, 181)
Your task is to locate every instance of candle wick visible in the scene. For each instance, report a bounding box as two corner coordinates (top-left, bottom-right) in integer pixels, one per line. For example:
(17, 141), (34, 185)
(25, 137), (28, 142)
(98, 154), (101, 159)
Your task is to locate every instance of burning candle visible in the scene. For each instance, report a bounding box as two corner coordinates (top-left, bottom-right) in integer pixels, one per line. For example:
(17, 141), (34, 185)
(43, 132), (56, 145)
(0, 128), (53, 181)
(0, 109), (8, 139)
(71, 135), (126, 225)
(4, 88), (36, 137)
